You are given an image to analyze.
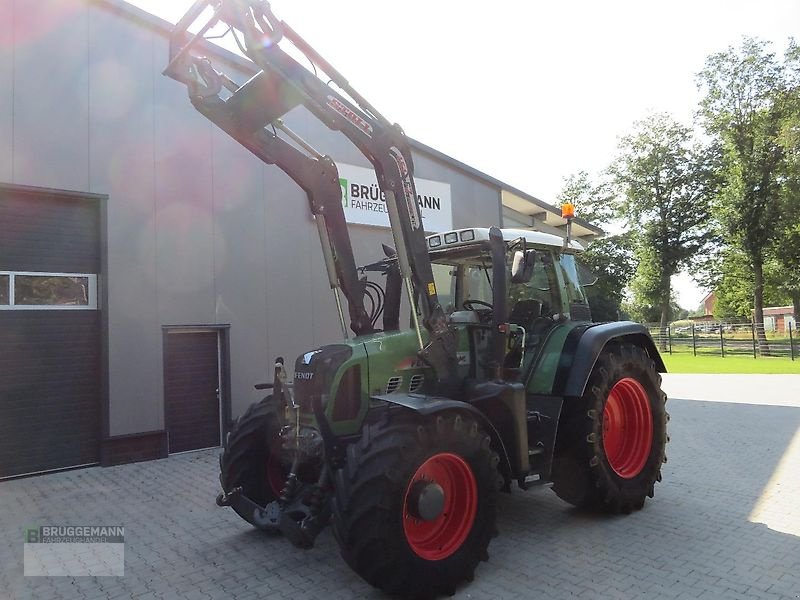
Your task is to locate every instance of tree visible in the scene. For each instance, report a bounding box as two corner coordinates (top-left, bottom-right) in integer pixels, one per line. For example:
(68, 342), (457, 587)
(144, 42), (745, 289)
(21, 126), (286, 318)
(774, 42), (800, 319)
(712, 248), (756, 319)
(697, 38), (793, 348)
(611, 113), (717, 336)
(621, 292), (685, 324)
(581, 234), (636, 322)
(711, 249), (790, 319)
(772, 200), (800, 319)
(557, 171), (635, 322)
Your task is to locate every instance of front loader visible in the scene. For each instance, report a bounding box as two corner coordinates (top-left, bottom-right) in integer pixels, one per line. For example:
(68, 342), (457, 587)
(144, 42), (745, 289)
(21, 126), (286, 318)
(163, 2), (669, 597)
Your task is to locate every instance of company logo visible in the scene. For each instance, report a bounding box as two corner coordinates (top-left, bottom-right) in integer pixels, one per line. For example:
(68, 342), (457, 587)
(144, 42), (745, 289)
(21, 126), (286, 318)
(339, 178), (349, 207)
(338, 177), (443, 218)
(295, 371), (314, 380)
(336, 163), (453, 231)
(395, 357), (432, 371)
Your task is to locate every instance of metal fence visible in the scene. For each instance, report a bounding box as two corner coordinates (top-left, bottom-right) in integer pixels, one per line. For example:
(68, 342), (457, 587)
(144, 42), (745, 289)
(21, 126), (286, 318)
(645, 321), (797, 359)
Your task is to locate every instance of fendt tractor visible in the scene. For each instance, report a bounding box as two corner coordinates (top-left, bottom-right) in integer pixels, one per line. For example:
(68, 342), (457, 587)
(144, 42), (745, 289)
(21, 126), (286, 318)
(164, 2), (669, 596)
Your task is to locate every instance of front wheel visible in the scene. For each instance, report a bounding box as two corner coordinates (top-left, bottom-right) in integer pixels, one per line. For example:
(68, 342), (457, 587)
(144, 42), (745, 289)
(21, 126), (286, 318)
(551, 343), (668, 513)
(219, 395), (288, 526)
(332, 412), (499, 597)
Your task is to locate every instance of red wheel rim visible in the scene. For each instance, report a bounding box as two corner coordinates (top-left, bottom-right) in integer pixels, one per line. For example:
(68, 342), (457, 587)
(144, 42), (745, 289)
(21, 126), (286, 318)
(602, 377), (653, 479)
(265, 439), (285, 497)
(402, 453), (477, 561)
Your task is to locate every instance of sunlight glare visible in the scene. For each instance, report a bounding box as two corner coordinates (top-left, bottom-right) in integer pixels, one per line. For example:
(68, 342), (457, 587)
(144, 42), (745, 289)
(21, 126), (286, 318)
(749, 426), (800, 537)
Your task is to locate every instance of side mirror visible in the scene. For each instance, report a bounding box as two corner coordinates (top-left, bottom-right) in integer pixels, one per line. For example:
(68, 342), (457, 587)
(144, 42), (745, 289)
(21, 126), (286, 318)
(511, 249), (537, 284)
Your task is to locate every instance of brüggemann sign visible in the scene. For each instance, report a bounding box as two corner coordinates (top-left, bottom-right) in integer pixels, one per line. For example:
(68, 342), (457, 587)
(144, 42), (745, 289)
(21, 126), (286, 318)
(337, 163), (453, 232)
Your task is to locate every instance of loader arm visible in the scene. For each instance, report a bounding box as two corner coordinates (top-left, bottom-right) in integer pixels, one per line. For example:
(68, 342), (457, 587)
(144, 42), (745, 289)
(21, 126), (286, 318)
(192, 86), (373, 337)
(163, 0), (458, 385)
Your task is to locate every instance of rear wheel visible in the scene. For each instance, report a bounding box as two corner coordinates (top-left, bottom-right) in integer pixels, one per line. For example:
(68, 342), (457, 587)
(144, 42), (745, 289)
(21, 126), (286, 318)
(551, 344), (668, 512)
(332, 412), (499, 597)
(219, 395), (287, 526)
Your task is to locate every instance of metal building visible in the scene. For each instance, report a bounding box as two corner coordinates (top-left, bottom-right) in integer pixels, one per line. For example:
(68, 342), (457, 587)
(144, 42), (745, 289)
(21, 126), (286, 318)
(0, 0), (601, 478)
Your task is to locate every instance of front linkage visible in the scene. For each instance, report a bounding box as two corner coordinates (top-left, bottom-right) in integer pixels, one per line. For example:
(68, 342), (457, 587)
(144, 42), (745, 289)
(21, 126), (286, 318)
(217, 357), (335, 549)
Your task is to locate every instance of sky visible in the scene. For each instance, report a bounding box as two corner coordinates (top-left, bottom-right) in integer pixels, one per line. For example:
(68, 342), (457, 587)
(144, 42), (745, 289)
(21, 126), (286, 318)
(131, 0), (800, 311)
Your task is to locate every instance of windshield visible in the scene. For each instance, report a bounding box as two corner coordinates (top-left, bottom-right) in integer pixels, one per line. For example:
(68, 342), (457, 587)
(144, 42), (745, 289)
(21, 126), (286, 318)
(431, 246), (494, 314)
(431, 261), (493, 313)
(464, 264), (493, 306)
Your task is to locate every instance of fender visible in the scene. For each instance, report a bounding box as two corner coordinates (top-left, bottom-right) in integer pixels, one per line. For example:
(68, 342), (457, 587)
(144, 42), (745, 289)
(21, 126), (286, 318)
(371, 392), (515, 480)
(556, 322), (667, 398)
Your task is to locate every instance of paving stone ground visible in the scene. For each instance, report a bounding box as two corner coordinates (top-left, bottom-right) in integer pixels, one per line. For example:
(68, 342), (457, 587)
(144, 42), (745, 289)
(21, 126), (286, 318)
(2, 374), (800, 599)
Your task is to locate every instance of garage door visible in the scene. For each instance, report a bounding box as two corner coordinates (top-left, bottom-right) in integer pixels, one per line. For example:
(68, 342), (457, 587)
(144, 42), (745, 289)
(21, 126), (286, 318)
(0, 186), (101, 478)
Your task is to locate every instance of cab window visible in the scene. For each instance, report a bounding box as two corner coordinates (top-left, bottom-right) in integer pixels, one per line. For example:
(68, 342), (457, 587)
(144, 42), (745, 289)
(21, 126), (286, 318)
(558, 253), (588, 305)
(463, 264), (493, 307)
(431, 263), (457, 313)
(509, 251), (561, 319)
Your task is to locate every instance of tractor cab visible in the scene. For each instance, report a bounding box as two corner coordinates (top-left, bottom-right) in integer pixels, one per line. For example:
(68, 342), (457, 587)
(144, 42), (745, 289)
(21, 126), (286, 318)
(425, 228), (590, 382)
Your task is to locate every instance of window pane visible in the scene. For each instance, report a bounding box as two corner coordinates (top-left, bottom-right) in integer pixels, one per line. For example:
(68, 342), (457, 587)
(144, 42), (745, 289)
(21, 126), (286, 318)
(0, 275), (8, 304)
(464, 265), (493, 306)
(431, 263), (457, 314)
(14, 275), (90, 306)
(509, 251), (562, 318)
(558, 254), (588, 304)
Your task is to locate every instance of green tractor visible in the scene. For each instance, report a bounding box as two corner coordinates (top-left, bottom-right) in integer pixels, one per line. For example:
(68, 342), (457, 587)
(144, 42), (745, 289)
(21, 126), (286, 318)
(164, 2), (668, 597)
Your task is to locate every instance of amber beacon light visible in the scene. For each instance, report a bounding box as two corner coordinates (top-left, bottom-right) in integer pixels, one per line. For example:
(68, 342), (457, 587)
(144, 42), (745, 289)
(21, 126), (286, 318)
(561, 203), (575, 249)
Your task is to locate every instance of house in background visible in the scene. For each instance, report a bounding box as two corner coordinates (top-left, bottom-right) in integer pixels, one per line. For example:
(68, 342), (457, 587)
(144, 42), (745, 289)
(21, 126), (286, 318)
(760, 306), (796, 333)
(701, 292), (716, 316)
(689, 291), (716, 324)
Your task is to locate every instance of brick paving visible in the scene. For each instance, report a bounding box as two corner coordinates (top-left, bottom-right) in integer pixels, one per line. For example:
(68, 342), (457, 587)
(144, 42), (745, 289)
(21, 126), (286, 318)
(1, 374), (800, 599)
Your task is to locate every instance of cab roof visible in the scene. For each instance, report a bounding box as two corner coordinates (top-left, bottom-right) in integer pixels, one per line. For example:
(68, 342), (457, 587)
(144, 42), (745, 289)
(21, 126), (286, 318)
(426, 228), (585, 253)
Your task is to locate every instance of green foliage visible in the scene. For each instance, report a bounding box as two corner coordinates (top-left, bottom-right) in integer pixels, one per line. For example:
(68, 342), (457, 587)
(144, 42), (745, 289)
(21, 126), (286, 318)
(559, 171), (615, 224)
(712, 248), (755, 318)
(773, 49), (800, 316)
(670, 319), (694, 328)
(580, 234), (635, 321)
(712, 248), (792, 318)
(628, 241), (663, 318)
(663, 353), (800, 374)
(611, 113), (717, 327)
(697, 38), (796, 328)
(560, 38), (800, 328)
(621, 294), (685, 324)
(772, 219), (800, 307)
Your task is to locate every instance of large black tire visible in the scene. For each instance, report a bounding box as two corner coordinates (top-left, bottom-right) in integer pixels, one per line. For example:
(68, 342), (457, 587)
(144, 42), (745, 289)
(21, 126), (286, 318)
(219, 395), (286, 526)
(332, 412), (499, 598)
(551, 343), (668, 513)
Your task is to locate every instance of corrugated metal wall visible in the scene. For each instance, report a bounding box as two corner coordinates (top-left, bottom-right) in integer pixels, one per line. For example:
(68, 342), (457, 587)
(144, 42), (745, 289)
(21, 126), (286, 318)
(2, 0), (502, 439)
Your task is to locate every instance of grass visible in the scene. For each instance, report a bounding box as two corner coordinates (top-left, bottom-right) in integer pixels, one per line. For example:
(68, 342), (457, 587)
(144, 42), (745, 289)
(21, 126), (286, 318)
(662, 352), (800, 374)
